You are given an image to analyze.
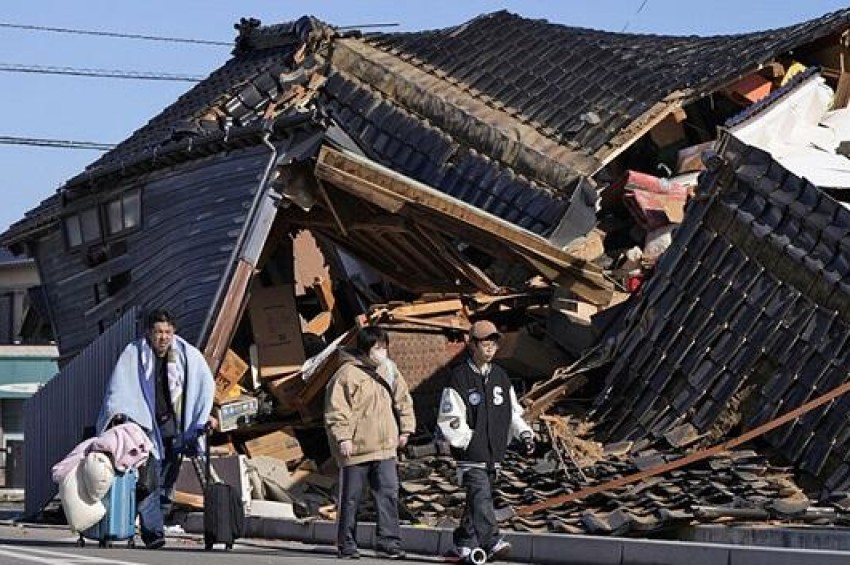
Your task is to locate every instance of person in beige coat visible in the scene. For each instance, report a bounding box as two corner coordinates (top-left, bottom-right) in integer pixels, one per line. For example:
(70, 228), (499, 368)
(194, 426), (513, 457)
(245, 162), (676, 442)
(325, 325), (416, 560)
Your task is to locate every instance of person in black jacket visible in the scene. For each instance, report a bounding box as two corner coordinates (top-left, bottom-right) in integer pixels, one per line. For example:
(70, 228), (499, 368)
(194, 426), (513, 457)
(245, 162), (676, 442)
(436, 320), (535, 562)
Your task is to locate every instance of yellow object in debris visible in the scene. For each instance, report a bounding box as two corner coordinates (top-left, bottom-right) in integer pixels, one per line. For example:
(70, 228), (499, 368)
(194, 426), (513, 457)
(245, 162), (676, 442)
(781, 62), (807, 86)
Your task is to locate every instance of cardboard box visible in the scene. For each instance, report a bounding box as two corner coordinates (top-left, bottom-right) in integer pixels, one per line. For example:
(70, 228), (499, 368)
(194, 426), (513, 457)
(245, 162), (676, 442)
(649, 108), (687, 148)
(267, 372), (305, 415)
(214, 349), (248, 404)
(249, 284), (306, 378)
(243, 428), (304, 463)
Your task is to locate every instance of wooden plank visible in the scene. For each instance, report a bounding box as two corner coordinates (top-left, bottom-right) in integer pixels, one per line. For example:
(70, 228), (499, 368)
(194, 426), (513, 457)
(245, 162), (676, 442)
(385, 313), (470, 332)
(173, 490), (204, 510)
(313, 277), (335, 313)
(304, 310), (332, 335)
(203, 259), (254, 372)
(835, 71), (850, 109)
(413, 226), (503, 294)
(386, 299), (464, 318)
(315, 146), (612, 305)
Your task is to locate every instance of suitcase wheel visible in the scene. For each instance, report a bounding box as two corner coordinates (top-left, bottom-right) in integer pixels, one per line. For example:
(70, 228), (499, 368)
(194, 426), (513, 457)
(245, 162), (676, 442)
(77, 537), (85, 548)
(98, 540), (107, 549)
(205, 542), (213, 551)
(127, 539), (136, 549)
(226, 543), (233, 551)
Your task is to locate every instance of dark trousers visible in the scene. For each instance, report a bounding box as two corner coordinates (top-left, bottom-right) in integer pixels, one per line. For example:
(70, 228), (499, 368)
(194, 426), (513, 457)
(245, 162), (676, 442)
(453, 466), (499, 551)
(336, 459), (401, 554)
(138, 441), (182, 544)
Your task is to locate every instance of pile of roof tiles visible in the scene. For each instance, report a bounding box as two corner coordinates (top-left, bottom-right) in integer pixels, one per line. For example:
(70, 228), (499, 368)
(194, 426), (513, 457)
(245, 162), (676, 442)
(395, 417), (850, 536)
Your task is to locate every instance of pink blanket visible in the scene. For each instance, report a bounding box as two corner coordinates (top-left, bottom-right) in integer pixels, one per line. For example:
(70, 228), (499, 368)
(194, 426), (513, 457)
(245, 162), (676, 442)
(51, 422), (153, 483)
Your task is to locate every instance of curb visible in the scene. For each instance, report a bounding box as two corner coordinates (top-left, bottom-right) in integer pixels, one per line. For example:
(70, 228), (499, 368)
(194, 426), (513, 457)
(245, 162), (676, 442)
(182, 514), (850, 565)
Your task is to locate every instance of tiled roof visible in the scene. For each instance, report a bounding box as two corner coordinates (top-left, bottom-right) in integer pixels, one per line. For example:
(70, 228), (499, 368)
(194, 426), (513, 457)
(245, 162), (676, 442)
(591, 131), (850, 490)
(366, 9), (850, 158)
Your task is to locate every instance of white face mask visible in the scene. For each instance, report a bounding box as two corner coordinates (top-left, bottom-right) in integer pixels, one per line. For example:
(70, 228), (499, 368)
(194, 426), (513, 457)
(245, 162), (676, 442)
(369, 347), (388, 365)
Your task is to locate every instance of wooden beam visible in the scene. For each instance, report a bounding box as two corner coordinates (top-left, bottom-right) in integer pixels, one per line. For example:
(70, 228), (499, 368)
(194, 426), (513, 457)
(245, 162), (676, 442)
(316, 179), (348, 237)
(315, 146), (612, 305)
(384, 299), (464, 318)
(413, 226), (504, 295)
(203, 259), (253, 373)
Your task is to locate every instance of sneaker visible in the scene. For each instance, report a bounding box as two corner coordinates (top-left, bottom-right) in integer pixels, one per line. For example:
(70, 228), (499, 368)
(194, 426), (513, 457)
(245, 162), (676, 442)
(337, 550), (361, 559)
(451, 546), (472, 560)
(163, 524), (185, 536)
(144, 537), (166, 550)
(487, 538), (511, 561)
(376, 548), (406, 560)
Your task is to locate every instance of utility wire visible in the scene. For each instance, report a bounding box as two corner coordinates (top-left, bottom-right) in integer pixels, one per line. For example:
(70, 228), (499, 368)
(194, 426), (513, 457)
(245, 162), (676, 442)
(0, 22), (230, 46)
(0, 136), (115, 151)
(621, 0), (650, 32)
(0, 63), (203, 82)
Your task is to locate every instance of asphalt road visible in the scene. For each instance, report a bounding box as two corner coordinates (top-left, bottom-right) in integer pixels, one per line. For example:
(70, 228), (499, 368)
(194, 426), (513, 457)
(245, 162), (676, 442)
(0, 522), (418, 565)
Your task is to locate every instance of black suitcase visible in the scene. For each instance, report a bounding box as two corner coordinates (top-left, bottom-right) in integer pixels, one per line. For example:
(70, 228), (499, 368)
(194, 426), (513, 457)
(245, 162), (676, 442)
(192, 431), (245, 551)
(203, 481), (245, 550)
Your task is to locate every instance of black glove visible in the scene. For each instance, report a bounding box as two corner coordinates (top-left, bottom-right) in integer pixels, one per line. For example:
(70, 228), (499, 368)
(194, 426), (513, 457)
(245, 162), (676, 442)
(520, 432), (535, 456)
(108, 413), (129, 428)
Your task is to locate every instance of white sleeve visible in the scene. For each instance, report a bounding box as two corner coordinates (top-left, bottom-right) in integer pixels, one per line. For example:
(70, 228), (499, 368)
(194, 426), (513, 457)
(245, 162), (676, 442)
(436, 387), (473, 450)
(508, 386), (532, 441)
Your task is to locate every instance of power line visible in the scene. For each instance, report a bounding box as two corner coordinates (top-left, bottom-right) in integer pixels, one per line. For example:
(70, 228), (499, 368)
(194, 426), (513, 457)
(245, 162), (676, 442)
(0, 136), (115, 151)
(621, 0), (650, 32)
(0, 22), (230, 46)
(0, 63), (203, 82)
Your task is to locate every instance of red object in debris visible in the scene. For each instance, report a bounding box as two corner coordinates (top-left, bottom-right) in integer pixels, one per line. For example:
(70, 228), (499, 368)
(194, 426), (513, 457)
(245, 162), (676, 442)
(614, 171), (689, 231)
(626, 271), (645, 293)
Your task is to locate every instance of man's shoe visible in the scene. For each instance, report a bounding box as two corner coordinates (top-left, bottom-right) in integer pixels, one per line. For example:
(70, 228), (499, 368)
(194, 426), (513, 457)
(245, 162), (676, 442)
(376, 548), (406, 560)
(144, 537), (166, 550)
(337, 550), (360, 559)
(487, 538), (511, 561)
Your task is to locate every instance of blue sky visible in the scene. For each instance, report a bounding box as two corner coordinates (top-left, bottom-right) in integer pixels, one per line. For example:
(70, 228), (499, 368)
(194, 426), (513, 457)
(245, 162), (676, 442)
(1, 0), (848, 233)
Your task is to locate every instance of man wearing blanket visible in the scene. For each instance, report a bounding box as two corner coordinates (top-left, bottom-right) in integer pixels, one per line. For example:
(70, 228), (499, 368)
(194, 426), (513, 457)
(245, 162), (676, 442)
(97, 308), (214, 549)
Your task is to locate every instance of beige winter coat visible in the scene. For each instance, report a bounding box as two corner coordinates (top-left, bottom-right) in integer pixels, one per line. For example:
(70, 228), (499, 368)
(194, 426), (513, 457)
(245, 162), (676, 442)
(324, 351), (416, 467)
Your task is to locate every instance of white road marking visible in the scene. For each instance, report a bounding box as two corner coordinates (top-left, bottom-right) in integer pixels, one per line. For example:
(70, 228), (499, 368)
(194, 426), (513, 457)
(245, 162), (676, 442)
(0, 544), (143, 564)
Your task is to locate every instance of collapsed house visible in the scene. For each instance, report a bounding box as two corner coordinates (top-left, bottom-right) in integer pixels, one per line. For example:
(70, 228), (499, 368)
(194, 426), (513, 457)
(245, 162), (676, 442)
(5, 7), (850, 536)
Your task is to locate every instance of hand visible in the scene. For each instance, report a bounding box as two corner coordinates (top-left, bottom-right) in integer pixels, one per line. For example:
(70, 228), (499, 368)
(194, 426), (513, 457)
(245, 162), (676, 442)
(339, 440), (353, 457)
(398, 433), (409, 448)
(109, 413), (129, 428)
(182, 437), (201, 457)
(521, 432), (535, 456)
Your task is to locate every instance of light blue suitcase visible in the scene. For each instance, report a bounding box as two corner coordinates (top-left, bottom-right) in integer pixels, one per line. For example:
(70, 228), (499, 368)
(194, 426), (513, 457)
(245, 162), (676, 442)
(78, 469), (137, 548)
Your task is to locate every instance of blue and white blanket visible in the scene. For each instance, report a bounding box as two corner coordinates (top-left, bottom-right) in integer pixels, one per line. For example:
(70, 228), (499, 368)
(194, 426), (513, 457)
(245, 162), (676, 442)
(97, 335), (214, 459)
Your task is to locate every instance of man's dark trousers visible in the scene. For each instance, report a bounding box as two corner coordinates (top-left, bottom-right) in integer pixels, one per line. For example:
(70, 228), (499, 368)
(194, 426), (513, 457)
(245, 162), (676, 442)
(138, 441), (181, 545)
(453, 466), (498, 551)
(336, 459), (401, 554)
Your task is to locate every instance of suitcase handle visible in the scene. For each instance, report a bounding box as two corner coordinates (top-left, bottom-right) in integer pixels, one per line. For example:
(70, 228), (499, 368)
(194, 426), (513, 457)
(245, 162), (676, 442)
(191, 426), (221, 487)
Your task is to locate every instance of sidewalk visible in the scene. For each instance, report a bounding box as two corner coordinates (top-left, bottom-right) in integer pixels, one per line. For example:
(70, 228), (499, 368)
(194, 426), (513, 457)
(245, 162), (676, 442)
(181, 513), (850, 565)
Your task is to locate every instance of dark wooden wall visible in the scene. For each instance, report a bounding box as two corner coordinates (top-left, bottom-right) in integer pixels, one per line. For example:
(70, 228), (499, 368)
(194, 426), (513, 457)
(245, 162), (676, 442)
(33, 145), (274, 360)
